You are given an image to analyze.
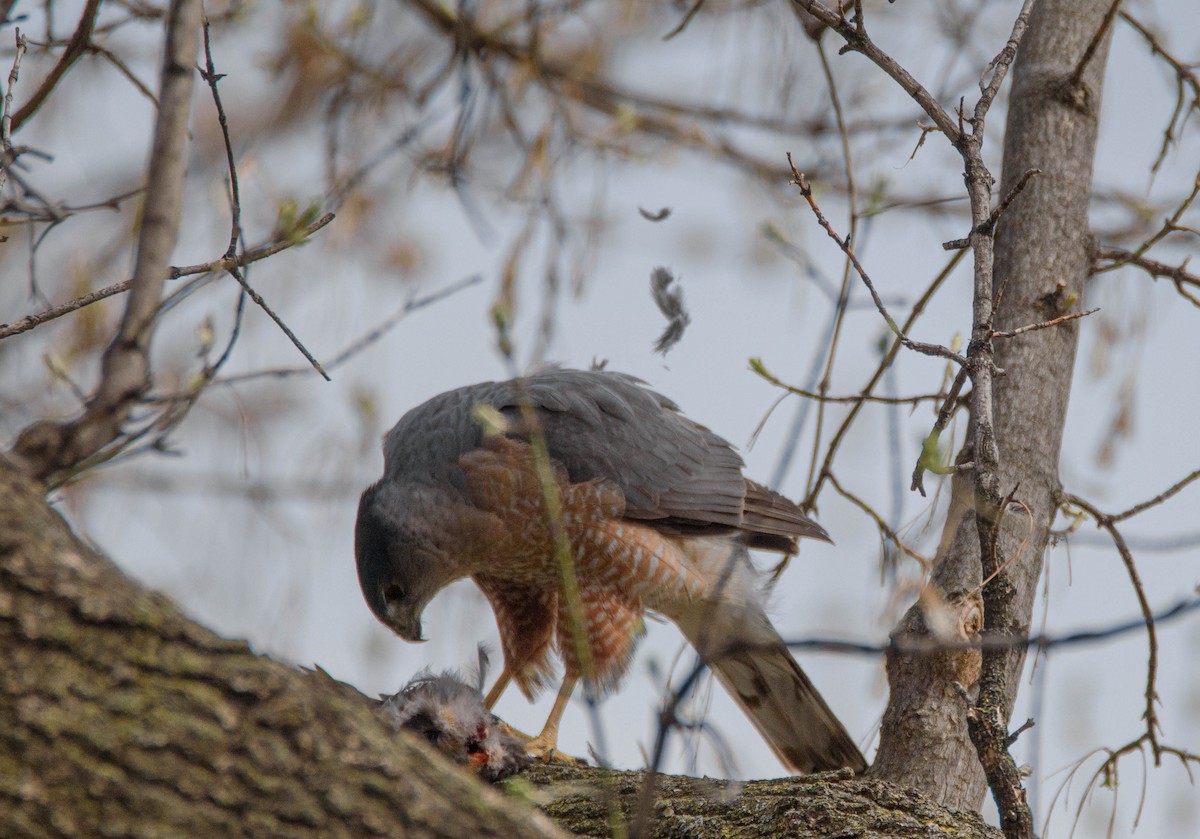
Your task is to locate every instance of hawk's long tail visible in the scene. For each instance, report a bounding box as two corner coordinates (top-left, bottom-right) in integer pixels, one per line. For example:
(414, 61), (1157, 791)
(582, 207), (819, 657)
(671, 542), (867, 775)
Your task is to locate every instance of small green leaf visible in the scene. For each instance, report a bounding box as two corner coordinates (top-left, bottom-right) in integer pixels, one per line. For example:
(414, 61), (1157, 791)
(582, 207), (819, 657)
(471, 404), (509, 437)
(918, 430), (953, 475)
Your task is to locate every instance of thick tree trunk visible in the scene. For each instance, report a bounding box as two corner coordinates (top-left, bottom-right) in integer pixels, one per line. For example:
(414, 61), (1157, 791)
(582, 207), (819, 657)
(0, 456), (563, 839)
(872, 0), (1113, 811)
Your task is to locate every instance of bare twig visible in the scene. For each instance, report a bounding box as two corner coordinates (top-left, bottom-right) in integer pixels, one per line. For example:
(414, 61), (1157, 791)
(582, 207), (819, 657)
(1069, 0), (1122, 90)
(1094, 244), (1200, 307)
(90, 41), (159, 106)
(0, 213), (336, 341)
(1006, 718), (1035, 747)
(750, 358), (953, 406)
(984, 168), (1042, 232)
(200, 19), (330, 380)
(787, 157), (967, 366)
(1111, 469), (1200, 524)
(199, 274), (483, 388)
(1058, 528), (1200, 553)
(1119, 12), (1200, 174)
(168, 213), (336, 278)
(228, 273), (330, 380)
(827, 472), (932, 568)
(805, 248), (968, 507)
(662, 0), (705, 42)
(943, 169), (1043, 250)
(1064, 493), (1162, 763)
(405, 0), (907, 196)
(974, 0), (1035, 122)
(11, 0), (102, 132)
(991, 307), (1099, 339)
(792, 0), (960, 143)
(802, 34), (860, 502)
(0, 27), (28, 196)
(785, 596), (1199, 658)
(200, 19), (240, 263)
(633, 656), (707, 838)
(1046, 733), (1200, 838)
(0, 184), (146, 228)
(1108, 174), (1200, 269)
(978, 495), (1032, 594)
(192, 16), (253, 393)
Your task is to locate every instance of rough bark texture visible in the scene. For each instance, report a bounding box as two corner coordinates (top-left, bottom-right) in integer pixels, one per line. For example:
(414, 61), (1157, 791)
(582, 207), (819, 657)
(872, 0), (1113, 811)
(0, 456), (564, 839)
(524, 764), (1001, 838)
(0, 455), (1001, 837)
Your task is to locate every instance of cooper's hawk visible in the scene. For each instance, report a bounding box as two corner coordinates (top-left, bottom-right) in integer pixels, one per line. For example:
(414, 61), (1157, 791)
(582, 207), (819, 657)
(355, 368), (866, 774)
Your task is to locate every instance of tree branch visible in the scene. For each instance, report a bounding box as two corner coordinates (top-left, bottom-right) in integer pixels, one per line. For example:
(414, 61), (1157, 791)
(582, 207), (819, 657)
(7, 0), (203, 483)
(1062, 493), (1162, 763)
(10, 0), (102, 132)
(0, 27), (28, 197)
(792, 0), (961, 143)
(0, 213), (336, 342)
(1093, 244), (1200, 307)
(786, 157), (968, 366)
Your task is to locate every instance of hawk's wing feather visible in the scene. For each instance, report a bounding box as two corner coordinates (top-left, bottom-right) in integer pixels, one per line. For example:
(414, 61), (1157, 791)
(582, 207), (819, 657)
(382, 368), (826, 547)
(494, 369), (746, 527)
(743, 480), (832, 545)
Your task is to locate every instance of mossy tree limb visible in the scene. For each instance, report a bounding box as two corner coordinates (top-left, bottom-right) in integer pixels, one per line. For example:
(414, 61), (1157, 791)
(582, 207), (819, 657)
(1, 456), (998, 837)
(0, 456), (563, 839)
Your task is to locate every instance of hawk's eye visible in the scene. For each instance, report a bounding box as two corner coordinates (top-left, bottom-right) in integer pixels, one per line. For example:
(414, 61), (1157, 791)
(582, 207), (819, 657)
(383, 583), (407, 603)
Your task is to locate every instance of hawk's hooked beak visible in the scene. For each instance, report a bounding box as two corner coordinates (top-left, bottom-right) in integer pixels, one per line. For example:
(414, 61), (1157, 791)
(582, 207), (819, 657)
(395, 617), (426, 644)
(386, 605), (427, 643)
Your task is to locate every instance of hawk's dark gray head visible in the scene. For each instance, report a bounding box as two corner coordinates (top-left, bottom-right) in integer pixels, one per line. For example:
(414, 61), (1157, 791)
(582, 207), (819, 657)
(355, 480), (464, 643)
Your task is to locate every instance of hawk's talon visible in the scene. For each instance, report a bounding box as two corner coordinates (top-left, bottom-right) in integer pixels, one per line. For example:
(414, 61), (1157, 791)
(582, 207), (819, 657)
(496, 719), (532, 741)
(523, 733), (586, 765)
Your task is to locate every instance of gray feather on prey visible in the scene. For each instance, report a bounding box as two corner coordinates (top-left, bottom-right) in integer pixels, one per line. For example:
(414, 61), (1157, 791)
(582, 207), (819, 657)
(379, 663), (529, 783)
